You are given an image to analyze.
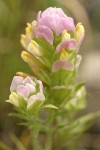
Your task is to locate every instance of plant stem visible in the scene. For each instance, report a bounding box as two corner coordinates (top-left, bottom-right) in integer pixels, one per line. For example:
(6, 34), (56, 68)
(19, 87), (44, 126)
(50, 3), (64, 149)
(31, 124), (41, 150)
(45, 129), (52, 150)
(45, 110), (57, 150)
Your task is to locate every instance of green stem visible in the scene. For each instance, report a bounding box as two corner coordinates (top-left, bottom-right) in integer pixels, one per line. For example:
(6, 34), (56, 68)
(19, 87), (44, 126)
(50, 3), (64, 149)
(45, 110), (57, 150)
(31, 125), (40, 150)
(45, 129), (52, 150)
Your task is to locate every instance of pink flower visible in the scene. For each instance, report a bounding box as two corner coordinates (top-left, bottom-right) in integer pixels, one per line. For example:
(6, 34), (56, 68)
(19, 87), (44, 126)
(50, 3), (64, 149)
(56, 39), (77, 53)
(52, 60), (74, 72)
(36, 7), (75, 44)
(10, 76), (36, 98)
(9, 76), (45, 109)
(10, 76), (44, 100)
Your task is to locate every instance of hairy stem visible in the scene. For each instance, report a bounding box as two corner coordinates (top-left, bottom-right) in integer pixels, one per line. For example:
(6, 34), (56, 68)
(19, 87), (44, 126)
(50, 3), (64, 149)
(45, 110), (57, 150)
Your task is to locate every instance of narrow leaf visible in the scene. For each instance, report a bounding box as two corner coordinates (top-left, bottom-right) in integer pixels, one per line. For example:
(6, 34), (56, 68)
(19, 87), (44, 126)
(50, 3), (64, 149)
(44, 104), (59, 109)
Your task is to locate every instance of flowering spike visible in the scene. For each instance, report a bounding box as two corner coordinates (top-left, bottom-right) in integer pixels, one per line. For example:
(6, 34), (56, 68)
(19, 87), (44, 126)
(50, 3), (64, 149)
(7, 7), (96, 150)
(19, 7), (85, 86)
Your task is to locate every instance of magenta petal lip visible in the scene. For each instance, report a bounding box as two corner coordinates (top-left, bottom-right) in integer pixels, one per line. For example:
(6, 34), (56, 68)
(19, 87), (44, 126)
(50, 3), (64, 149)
(36, 25), (54, 45)
(52, 60), (74, 72)
(56, 39), (77, 53)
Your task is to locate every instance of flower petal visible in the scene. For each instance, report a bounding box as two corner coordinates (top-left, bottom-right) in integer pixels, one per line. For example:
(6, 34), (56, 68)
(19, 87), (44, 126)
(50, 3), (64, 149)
(52, 60), (74, 72)
(54, 17), (75, 36)
(55, 8), (66, 17)
(27, 93), (45, 108)
(41, 7), (66, 17)
(75, 23), (85, 50)
(37, 11), (42, 22)
(38, 15), (57, 31)
(37, 80), (43, 93)
(56, 39), (77, 53)
(17, 85), (29, 98)
(41, 7), (55, 16)
(10, 76), (23, 92)
(36, 25), (54, 45)
(8, 92), (19, 107)
(22, 76), (36, 86)
(26, 83), (36, 94)
(62, 17), (75, 31)
(35, 93), (45, 100)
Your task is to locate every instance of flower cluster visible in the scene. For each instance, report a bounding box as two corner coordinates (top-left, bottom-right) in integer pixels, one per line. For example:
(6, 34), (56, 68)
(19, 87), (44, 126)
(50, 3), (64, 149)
(7, 7), (93, 150)
(21, 7), (85, 86)
(7, 76), (45, 110)
(21, 7), (84, 46)
(8, 7), (85, 112)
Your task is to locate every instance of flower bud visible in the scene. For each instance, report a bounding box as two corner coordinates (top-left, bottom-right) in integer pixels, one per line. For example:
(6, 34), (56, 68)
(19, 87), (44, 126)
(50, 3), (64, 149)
(75, 23), (85, 49)
(61, 30), (70, 42)
(75, 23), (85, 42)
(28, 40), (41, 57)
(20, 21), (37, 49)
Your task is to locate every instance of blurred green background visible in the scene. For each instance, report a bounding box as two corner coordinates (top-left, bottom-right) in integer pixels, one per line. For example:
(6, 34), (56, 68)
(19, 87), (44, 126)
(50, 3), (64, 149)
(0, 0), (100, 149)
